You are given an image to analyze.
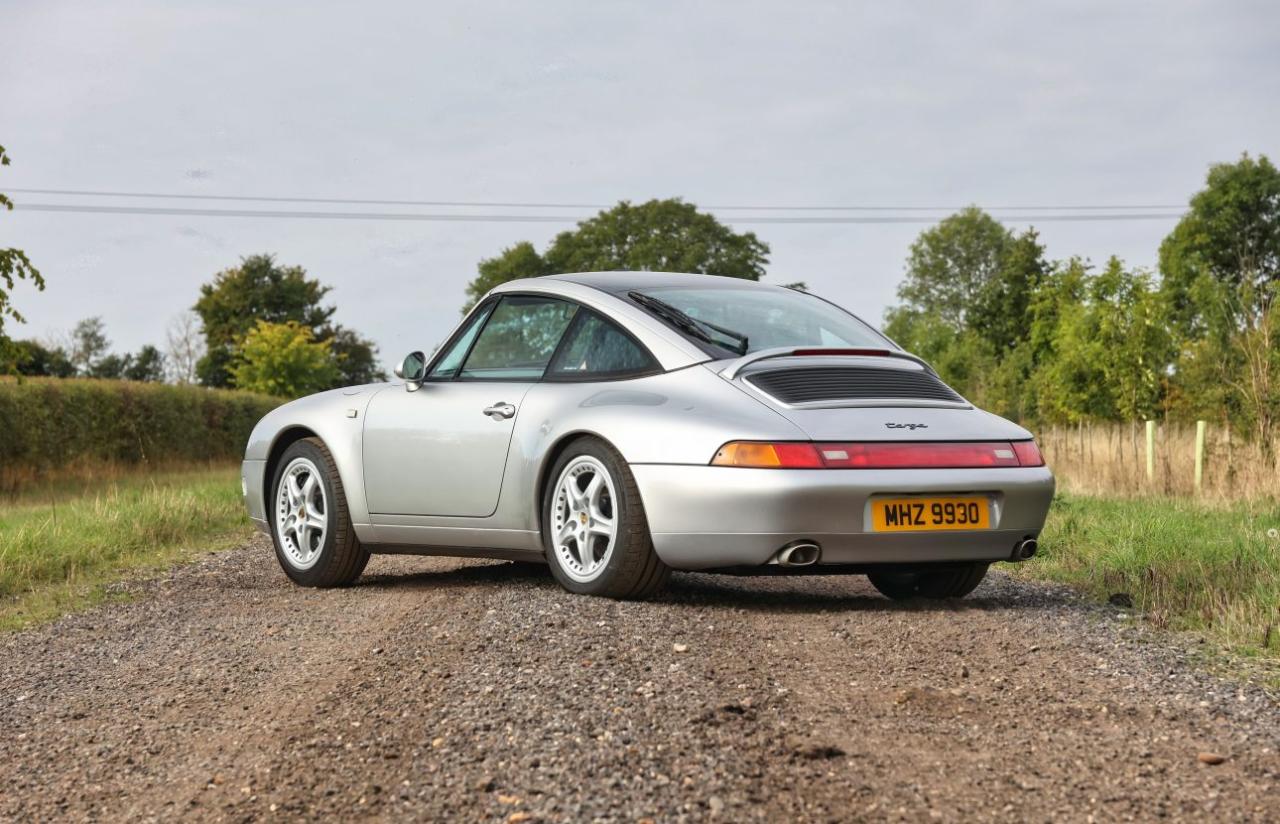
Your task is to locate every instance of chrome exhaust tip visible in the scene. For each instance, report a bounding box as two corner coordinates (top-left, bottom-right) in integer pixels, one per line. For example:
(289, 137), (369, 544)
(1012, 538), (1038, 561)
(776, 541), (821, 567)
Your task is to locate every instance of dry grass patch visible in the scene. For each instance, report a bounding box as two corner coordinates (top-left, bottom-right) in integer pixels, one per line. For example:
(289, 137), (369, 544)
(1036, 422), (1278, 500)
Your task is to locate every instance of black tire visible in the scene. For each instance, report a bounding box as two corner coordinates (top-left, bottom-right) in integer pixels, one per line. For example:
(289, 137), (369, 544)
(541, 436), (669, 599)
(268, 437), (370, 588)
(867, 562), (989, 600)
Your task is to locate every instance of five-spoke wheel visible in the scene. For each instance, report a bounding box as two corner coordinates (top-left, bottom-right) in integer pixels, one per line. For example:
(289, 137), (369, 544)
(550, 456), (618, 582)
(542, 437), (669, 599)
(269, 437), (369, 587)
(275, 456), (328, 570)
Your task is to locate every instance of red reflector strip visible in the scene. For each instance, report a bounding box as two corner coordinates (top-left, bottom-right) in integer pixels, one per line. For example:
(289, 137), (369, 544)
(814, 442), (1022, 469)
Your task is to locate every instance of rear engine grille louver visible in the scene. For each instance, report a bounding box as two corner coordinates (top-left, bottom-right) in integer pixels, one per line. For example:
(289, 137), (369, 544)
(746, 366), (965, 405)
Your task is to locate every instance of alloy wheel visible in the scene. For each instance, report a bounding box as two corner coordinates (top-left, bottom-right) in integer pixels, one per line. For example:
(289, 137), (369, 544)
(551, 456), (618, 583)
(275, 456), (328, 569)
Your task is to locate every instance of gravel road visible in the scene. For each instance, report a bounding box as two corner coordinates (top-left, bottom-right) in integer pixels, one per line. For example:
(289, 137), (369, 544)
(2, 536), (1278, 822)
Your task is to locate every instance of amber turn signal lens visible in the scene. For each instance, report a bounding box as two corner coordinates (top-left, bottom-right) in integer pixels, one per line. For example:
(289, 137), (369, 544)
(711, 442), (824, 468)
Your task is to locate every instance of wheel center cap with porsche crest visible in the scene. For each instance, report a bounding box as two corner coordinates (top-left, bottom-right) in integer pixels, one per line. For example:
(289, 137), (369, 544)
(579, 511), (589, 525)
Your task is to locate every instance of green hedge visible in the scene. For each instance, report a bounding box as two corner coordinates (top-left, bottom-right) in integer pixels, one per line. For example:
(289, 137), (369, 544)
(0, 378), (280, 480)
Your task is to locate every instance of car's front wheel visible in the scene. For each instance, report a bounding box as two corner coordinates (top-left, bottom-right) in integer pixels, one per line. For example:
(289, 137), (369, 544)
(867, 562), (989, 600)
(542, 437), (669, 599)
(270, 437), (369, 587)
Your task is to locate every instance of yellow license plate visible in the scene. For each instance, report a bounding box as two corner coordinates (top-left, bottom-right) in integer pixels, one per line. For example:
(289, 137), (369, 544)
(871, 496), (990, 532)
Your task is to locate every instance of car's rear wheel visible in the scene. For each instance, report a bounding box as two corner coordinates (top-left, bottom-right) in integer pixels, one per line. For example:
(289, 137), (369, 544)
(270, 437), (369, 587)
(867, 562), (989, 600)
(542, 437), (669, 599)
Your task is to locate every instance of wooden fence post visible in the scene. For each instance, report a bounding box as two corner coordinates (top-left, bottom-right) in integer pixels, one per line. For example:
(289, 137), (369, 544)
(1195, 420), (1206, 493)
(1145, 420), (1156, 484)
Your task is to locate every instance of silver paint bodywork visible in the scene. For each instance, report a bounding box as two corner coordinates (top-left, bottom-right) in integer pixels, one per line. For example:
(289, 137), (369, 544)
(243, 272), (1054, 570)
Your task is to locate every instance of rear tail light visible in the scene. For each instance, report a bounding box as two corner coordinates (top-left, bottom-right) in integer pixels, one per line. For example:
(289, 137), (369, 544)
(1011, 440), (1044, 467)
(711, 440), (1046, 469)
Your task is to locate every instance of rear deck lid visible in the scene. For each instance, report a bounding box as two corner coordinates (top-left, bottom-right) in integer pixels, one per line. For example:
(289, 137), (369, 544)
(717, 353), (1029, 442)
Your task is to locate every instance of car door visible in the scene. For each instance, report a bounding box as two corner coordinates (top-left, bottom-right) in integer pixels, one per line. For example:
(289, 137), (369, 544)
(362, 295), (578, 517)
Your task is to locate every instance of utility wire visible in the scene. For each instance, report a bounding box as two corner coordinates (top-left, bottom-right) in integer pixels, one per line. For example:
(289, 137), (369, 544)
(13, 202), (1185, 223)
(4, 187), (1186, 213)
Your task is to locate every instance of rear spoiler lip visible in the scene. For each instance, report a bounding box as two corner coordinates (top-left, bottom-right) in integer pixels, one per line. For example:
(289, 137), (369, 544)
(718, 346), (938, 381)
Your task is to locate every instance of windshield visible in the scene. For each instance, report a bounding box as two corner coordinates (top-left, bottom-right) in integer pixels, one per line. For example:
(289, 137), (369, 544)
(631, 286), (891, 356)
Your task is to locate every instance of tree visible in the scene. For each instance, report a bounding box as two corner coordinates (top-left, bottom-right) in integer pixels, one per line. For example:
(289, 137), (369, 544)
(1159, 153), (1280, 337)
(229, 320), (340, 398)
(193, 255), (382, 388)
(194, 254), (335, 387)
(125, 345), (166, 382)
(968, 228), (1049, 354)
(894, 207), (1011, 329)
(461, 199), (771, 311)
(883, 209), (1049, 416)
(164, 311), (205, 384)
(887, 209), (1047, 352)
(329, 326), (387, 385)
(1160, 153), (1280, 446)
(75, 336), (165, 382)
(68, 317), (110, 375)
(1029, 258), (1172, 424)
(0, 144), (46, 370)
(1090, 260), (1172, 421)
(9, 339), (74, 377)
(88, 353), (130, 380)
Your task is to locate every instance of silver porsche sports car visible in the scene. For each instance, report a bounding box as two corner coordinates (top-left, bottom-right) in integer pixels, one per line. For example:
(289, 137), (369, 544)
(242, 272), (1053, 600)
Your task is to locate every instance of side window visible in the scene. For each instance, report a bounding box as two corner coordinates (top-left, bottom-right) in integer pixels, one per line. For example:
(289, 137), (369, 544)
(428, 301), (495, 380)
(546, 311), (658, 380)
(459, 296), (577, 380)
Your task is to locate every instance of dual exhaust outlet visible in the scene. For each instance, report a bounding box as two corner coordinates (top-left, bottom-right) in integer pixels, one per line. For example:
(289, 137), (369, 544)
(770, 537), (1038, 567)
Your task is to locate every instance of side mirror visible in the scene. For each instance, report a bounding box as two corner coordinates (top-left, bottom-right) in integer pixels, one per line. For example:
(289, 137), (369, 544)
(395, 351), (427, 391)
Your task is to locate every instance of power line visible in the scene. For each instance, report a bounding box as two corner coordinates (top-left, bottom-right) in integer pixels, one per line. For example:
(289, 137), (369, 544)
(6, 188), (605, 211)
(4, 187), (1187, 213)
(17, 204), (578, 222)
(13, 202), (1185, 224)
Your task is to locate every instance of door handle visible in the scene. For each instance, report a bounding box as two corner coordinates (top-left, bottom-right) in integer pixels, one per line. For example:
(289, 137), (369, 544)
(483, 402), (516, 420)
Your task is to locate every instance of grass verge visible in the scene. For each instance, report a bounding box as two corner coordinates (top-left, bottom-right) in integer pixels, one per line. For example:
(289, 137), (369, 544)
(1015, 494), (1280, 661)
(0, 466), (254, 631)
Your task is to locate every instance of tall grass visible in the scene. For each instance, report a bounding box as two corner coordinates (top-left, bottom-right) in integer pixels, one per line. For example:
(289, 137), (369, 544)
(0, 466), (254, 629)
(1035, 422), (1278, 500)
(1019, 494), (1280, 659)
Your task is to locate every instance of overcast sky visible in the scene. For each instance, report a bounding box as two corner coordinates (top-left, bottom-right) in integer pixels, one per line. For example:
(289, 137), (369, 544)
(2, 1), (1277, 369)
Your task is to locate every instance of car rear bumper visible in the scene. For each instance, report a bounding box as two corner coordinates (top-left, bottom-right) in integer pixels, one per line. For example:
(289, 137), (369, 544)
(629, 464), (1055, 570)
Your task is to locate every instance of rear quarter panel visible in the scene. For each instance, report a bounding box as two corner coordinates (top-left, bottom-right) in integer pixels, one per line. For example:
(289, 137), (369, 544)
(490, 364), (806, 533)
